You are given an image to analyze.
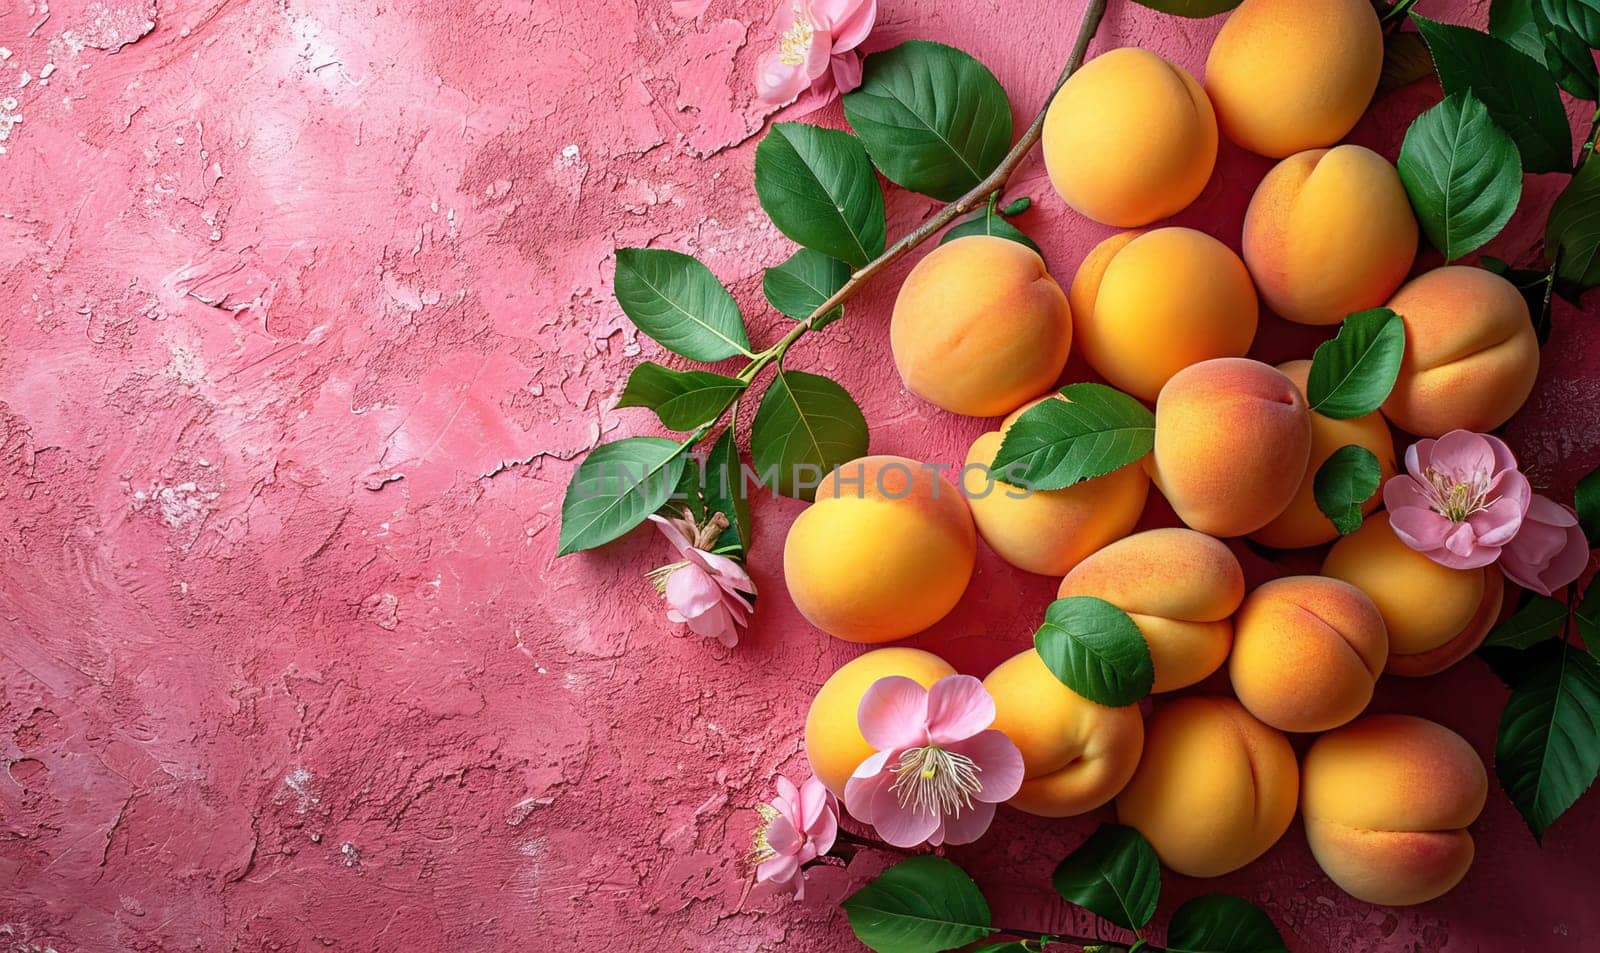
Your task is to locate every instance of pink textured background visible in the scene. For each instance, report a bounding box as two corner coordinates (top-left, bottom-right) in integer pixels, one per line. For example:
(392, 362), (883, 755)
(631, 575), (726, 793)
(3, 0), (1598, 949)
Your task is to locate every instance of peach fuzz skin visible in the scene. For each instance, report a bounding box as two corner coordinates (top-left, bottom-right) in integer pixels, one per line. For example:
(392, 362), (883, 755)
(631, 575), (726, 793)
(1206, 0), (1383, 158)
(1148, 358), (1311, 537)
(1323, 512), (1504, 676)
(1042, 48), (1217, 228)
(804, 648), (958, 797)
(1302, 715), (1488, 905)
(784, 455), (977, 644)
(1229, 576), (1388, 734)
(1242, 145), (1418, 326)
(1057, 528), (1244, 693)
(1069, 229), (1259, 402)
(1117, 696), (1299, 878)
(890, 236), (1072, 418)
(982, 649), (1145, 817)
(1250, 360), (1398, 549)
(1382, 266), (1541, 437)
(963, 396), (1150, 576)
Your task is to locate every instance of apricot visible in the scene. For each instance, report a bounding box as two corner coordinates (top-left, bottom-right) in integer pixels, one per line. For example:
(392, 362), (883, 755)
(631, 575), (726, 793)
(1057, 528), (1244, 693)
(804, 648), (958, 797)
(1042, 48), (1218, 227)
(1205, 0), (1383, 158)
(1148, 358), (1312, 537)
(891, 236), (1073, 417)
(1382, 267), (1540, 437)
(983, 649), (1145, 817)
(1250, 360), (1398, 549)
(1117, 696), (1299, 878)
(1242, 146), (1419, 326)
(1302, 715), (1487, 905)
(1069, 229), (1259, 401)
(1322, 512), (1504, 676)
(784, 455), (977, 643)
(963, 397), (1150, 576)
(1229, 577), (1387, 733)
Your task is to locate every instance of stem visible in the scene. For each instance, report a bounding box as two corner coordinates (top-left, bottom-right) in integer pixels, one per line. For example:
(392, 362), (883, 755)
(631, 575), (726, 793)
(991, 925), (1127, 952)
(1380, 0), (1420, 27)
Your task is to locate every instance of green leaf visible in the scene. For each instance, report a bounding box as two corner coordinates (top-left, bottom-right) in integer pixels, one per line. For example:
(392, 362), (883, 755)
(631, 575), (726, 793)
(750, 368), (869, 501)
(841, 856), (995, 953)
(1546, 152), (1600, 300)
(1306, 308), (1407, 419)
(1033, 596), (1155, 707)
(763, 248), (851, 329)
(1577, 577), (1600, 648)
(1481, 256), (1555, 344)
(1484, 594), (1571, 649)
(842, 41), (1013, 201)
(616, 362), (745, 431)
(1050, 824), (1161, 931)
(754, 123), (886, 268)
(999, 196), (1032, 216)
(702, 426), (752, 554)
(1313, 445), (1383, 536)
(1490, 0), (1550, 63)
(1397, 91), (1523, 262)
(989, 383), (1155, 491)
(1537, 1), (1600, 99)
(1540, 0), (1600, 47)
(1127, 0), (1243, 16)
(942, 205), (1041, 255)
(1495, 640), (1600, 839)
(613, 248), (751, 361)
(1577, 464), (1600, 546)
(558, 437), (689, 555)
(1165, 895), (1289, 953)
(1413, 14), (1572, 173)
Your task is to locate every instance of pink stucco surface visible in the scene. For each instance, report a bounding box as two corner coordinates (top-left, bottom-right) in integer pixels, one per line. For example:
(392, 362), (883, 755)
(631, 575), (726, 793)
(2, 0), (1598, 949)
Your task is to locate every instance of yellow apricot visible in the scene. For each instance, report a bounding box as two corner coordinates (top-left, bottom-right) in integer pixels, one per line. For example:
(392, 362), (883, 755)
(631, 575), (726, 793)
(784, 456), (976, 643)
(1206, 0), (1383, 157)
(1070, 228), (1258, 401)
(983, 649), (1145, 817)
(1242, 146), (1419, 326)
(805, 648), (958, 797)
(891, 236), (1072, 417)
(1043, 48), (1218, 227)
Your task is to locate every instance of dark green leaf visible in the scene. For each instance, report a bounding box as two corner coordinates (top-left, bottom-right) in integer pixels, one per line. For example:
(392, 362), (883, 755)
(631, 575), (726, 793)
(1481, 256), (1555, 344)
(1413, 14), (1572, 173)
(968, 944), (1036, 953)
(1546, 152), (1600, 300)
(1540, 0), (1600, 47)
(1128, 0), (1243, 16)
(1577, 464), (1600, 546)
(1495, 640), (1600, 839)
(1398, 91), (1523, 261)
(1537, 1), (1600, 99)
(1577, 576), (1600, 648)
(1490, 0), (1550, 62)
(1051, 824), (1161, 931)
(750, 368), (869, 501)
(616, 362), (745, 431)
(1484, 594), (1571, 649)
(558, 437), (689, 555)
(1034, 596), (1155, 707)
(754, 123), (886, 268)
(942, 206), (1041, 255)
(1165, 895), (1289, 953)
(702, 426), (752, 554)
(989, 383), (1155, 491)
(613, 248), (751, 361)
(841, 856), (995, 953)
(1306, 308), (1406, 419)
(763, 248), (850, 329)
(1314, 445), (1383, 536)
(1380, 30), (1437, 93)
(842, 41), (1013, 201)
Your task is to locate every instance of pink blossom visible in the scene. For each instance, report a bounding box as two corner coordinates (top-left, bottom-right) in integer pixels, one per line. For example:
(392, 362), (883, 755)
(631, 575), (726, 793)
(1382, 430), (1532, 570)
(752, 773), (839, 898)
(755, 0), (877, 107)
(844, 675), (1024, 848)
(1500, 495), (1591, 595)
(646, 509), (755, 648)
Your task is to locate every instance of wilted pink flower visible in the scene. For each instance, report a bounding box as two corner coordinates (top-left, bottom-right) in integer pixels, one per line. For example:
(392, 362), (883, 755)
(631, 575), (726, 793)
(755, 0), (877, 106)
(752, 774), (838, 898)
(1382, 430), (1532, 570)
(646, 509), (755, 648)
(844, 675), (1024, 848)
(1500, 495), (1591, 595)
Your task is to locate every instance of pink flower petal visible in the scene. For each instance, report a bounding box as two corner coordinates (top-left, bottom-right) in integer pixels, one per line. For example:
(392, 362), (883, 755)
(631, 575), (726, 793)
(857, 676), (930, 751)
(756, 48), (814, 106)
(851, 748), (893, 780)
(809, 803), (838, 855)
(766, 815), (802, 855)
(757, 852), (800, 885)
(813, 0), (876, 50)
(1404, 439), (1435, 480)
(829, 49), (864, 95)
(1501, 496), (1592, 596)
(682, 601), (740, 646)
(935, 799), (997, 846)
(1382, 475), (1434, 514)
(648, 514), (695, 559)
(1388, 506), (1455, 551)
(1468, 495), (1527, 548)
(924, 675), (996, 745)
(665, 563), (723, 618)
(863, 793), (941, 848)
(1481, 432), (1521, 473)
(1429, 430), (1496, 484)
(946, 730), (1025, 803)
(774, 775), (801, 813)
(701, 551), (757, 595)
(1493, 470), (1534, 515)
(797, 775), (832, 829)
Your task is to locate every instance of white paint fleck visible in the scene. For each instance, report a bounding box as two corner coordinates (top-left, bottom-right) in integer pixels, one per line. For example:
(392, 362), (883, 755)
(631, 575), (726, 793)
(340, 842), (360, 867)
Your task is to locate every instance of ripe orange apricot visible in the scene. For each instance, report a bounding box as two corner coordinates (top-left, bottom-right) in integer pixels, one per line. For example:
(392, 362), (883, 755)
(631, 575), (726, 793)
(804, 648), (958, 797)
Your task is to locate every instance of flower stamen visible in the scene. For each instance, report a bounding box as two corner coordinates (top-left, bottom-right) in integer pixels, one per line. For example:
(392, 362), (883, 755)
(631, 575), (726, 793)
(889, 745), (983, 817)
(1422, 466), (1493, 522)
(750, 802), (780, 865)
(777, 3), (815, 66)
(645, 560), (689, 593)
